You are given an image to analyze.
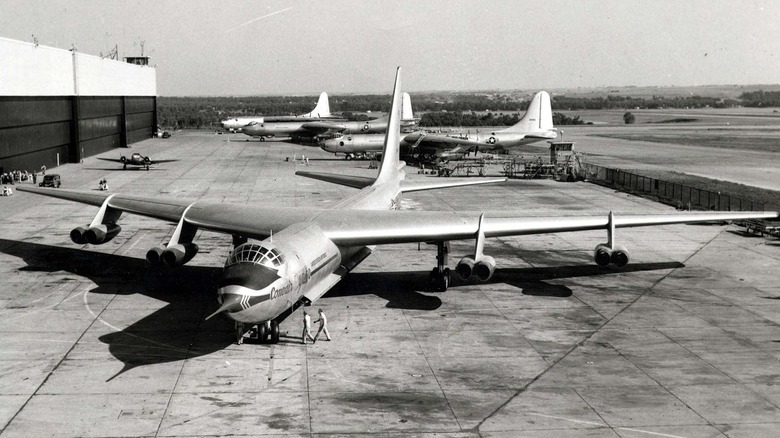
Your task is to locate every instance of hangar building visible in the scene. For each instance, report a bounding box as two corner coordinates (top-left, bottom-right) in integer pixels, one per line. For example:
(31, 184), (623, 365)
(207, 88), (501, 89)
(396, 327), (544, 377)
(0, 36), (157, 174)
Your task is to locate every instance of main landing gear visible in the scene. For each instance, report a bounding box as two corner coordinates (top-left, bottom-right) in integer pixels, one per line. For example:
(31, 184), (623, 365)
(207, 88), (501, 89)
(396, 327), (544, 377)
(236, 321), (280, 345)
(427, 241), (451, 292)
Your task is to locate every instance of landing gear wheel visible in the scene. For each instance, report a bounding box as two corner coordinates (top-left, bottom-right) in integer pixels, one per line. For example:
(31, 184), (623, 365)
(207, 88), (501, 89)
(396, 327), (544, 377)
(270, 321), (280, 344)
(259, 137), (265, 142)
(426, 241), (451, 292)
(258, 323), (268, 343)
(123, 164), (127, 170)
(235, 322), (244, 345)
(427, 268), (449, 292)
(345, 154), (353, 161)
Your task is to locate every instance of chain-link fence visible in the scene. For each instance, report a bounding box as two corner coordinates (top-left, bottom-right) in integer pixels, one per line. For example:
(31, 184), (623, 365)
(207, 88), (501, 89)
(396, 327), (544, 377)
(581, 163), (765, 211)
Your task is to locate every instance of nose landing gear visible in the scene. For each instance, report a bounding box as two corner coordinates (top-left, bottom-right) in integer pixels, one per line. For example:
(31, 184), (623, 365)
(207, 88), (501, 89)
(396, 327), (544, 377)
(241, 320), (281, 344)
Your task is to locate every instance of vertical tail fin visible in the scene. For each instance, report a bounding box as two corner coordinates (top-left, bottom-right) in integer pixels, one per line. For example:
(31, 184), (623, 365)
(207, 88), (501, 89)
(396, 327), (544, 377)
(302, 92), (331, 118)
(373, 67), (403, 186)
(401, 92), (414, 121)
(509, 91), (553, 132)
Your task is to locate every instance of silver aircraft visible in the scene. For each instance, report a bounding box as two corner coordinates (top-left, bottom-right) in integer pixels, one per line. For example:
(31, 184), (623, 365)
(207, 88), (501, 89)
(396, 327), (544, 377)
(219, 92), (335, 132)
(321, 91), (557, 161)
(18, 68), (778, 346)
(242, 92), (415, 142)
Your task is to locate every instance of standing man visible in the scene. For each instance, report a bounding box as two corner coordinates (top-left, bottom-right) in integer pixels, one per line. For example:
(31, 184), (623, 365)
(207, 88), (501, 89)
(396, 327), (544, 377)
(302, 310), (315, 344)
(313, 309), (331, 341)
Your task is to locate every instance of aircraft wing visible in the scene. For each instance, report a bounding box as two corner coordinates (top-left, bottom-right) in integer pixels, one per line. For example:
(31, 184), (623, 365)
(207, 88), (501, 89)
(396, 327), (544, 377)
(300, 121), (347, 134)
(97, 158), (124, 164)
(18, 186), (777, 248)
(149, 159), (178, 164)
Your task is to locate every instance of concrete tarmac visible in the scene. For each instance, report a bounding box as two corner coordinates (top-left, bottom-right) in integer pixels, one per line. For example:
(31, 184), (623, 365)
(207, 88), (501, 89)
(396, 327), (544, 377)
(0, 131), (779, 437)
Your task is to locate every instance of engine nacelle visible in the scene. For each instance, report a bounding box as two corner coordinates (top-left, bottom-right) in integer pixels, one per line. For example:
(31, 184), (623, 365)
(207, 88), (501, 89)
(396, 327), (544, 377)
(456, 255), (496, 281)
(146, 245), (166, 265)
(594, 243), (612, 267)
(83, 224), (121, 245)
(594, 243), (630, 268)
(144, 156), (151, 163)
(610, 245), (630, 268)
(473, 255), (496, 282)
(161, 243), (199, 267)
(455, 256), (476, 280)
(70, 226), (88, 244)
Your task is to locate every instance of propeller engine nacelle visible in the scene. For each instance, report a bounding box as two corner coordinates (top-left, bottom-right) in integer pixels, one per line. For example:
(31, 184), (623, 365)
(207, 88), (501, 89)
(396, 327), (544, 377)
(594, 244), (630, 268)
(146, 243), (199, 267)
(71, 224), (121, 245)
(455, 255), (496, 281)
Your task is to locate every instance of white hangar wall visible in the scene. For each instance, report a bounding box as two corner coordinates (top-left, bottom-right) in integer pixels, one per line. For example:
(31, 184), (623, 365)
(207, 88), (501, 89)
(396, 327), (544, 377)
(0, 37), (158, 173)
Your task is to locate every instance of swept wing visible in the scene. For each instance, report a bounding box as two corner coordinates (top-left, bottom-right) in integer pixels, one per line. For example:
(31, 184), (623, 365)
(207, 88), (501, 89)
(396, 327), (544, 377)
(17, 186), (776, 247)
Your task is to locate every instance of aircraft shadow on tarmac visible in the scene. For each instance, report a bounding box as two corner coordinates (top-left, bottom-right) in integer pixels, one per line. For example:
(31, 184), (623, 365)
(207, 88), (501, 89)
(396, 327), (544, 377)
(0, 238), (225, 378)
(82, 167), (166, 171)
(328, 261), (685, 302)
(0, 238), (685, 378)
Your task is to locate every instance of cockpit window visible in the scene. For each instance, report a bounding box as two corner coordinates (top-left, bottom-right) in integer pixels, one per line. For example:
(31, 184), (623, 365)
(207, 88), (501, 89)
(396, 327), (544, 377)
(225, 243), (285, 268)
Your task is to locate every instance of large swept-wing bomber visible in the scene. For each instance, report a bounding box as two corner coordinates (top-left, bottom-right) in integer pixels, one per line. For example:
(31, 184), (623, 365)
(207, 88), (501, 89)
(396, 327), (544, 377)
(19, 68), (778, 345)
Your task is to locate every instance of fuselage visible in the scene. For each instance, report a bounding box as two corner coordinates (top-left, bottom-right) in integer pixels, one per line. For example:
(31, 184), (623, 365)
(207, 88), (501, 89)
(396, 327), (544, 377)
(124, 153), (151, 166)
(220, 117), (263, 132)
(216, 170), (402, 324)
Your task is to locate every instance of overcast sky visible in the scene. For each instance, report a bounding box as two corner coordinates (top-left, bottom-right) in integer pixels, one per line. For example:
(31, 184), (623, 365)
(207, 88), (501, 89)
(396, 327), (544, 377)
(2, 0), (778, 96)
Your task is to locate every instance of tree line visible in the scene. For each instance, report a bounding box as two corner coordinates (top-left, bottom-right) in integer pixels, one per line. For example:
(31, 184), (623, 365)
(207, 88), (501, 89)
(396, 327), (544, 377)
(158, 91), (778, 129)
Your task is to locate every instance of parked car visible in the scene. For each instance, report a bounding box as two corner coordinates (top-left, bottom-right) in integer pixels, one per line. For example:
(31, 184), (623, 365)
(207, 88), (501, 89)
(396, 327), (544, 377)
(39, 174), (61, 188)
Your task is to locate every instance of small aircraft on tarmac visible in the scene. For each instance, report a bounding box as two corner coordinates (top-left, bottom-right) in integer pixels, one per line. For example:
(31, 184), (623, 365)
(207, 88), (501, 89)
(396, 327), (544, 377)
(18, 68), (778, 347)
(98, 153), (178, 171)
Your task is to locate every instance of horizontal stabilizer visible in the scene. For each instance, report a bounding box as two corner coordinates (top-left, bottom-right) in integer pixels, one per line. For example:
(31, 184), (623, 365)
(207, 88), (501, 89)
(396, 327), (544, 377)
(296, 171), (375, 189)
(400, 177), (506, 193)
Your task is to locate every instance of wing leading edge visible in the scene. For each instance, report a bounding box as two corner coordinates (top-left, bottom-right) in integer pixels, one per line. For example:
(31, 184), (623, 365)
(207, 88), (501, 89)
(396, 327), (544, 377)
(18, 186), (778, 248)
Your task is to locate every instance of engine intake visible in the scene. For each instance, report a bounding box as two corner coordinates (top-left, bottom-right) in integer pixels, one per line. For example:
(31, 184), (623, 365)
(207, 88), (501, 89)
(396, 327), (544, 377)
(455, 256), (475, 280)
(473, 256), (496, 282)
(594, 244), (612, 267)
(70, 226), (88, 244)
(76, 224), (121, 245)
(610, 245), (630, 268)
(146, 245), (166, 265)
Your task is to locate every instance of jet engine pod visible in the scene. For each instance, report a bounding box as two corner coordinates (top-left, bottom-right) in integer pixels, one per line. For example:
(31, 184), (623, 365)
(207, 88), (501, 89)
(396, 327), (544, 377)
(70, 226), (88, 244)
(594, 243), (612, 267)
(610, 245), (630, 268)
(146, 245), (166, 266)
(84, 224), (122, 244)
(161, 243), (199, 267)
(455, 256), (476, 280)
(473, 255), (496, 282)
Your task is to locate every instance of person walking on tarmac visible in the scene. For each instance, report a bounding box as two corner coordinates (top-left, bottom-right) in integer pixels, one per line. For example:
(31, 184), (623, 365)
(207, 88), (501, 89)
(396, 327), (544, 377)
(313, 309), (331, 341)
(302, 310), (315, 344)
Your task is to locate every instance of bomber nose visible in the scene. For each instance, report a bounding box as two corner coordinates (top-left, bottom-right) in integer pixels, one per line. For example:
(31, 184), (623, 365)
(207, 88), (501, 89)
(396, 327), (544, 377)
(206, 290), (247, 320)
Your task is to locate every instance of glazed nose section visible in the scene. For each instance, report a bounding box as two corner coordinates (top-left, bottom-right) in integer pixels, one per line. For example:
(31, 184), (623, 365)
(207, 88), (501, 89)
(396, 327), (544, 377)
(206, 290), (246, 320)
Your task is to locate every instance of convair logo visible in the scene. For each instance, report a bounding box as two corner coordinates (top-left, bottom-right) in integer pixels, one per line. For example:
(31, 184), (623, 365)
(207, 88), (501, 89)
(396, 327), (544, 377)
(270, 282), (293, 300)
